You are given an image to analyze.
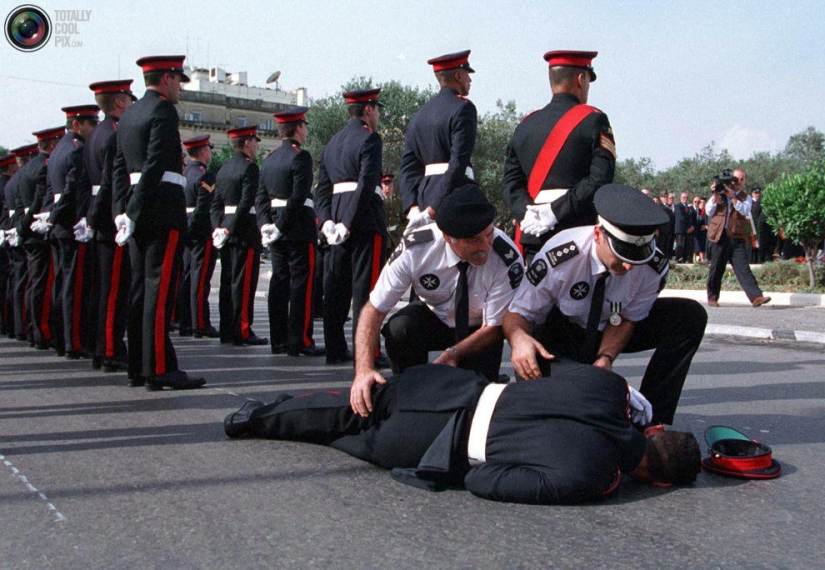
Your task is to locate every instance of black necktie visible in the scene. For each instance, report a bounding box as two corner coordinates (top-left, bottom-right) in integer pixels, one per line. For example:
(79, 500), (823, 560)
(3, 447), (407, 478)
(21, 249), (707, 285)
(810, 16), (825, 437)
(582, 272), (608, 363)
(454, 261), (470, 343)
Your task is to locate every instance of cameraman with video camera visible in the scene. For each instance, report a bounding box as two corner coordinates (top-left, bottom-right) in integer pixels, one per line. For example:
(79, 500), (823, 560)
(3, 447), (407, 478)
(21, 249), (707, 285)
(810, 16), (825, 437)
(705, 167), (771, 307)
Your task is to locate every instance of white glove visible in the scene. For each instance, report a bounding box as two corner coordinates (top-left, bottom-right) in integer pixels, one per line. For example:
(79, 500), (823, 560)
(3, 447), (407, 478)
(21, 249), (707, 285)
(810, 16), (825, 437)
(73, 217), (95, 242)
(212, 228), (229, 250)
(114, 214), (135, 247)
(520, 204), (557, 237)
(628, 386), (653, 426)
(6, 229), (19, 247)
(327, 222), (349, 246)
(260, 223), (282, 246)
(0, 230), (5, 247)
(403, 207), (433, 235)
(321, 220), (336, 241)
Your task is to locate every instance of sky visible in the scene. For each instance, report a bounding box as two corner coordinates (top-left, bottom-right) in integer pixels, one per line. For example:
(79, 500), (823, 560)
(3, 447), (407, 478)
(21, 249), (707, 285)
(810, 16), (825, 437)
(1, 0), (823, 172)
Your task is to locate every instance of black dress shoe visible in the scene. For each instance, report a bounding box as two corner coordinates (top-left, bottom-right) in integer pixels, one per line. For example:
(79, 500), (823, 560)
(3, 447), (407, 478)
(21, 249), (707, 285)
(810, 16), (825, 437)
(224, 400), (265, 438)
(271, 342), (288, 355)
(374, 354), (391, 369)
(66, 351), (81, 360)
(145, 370), (206, 391)
(128, 376), (145, 387)
(103, 358), (129, 373)
(234, 334), (269, 346)
(55, 346), (66, 357)
(287, 345), (326, 357)
(326, 351), (353, 365)
(194, 326), (220, 338)
(179, 328), (193, 337)
(92, 356), (103, 370)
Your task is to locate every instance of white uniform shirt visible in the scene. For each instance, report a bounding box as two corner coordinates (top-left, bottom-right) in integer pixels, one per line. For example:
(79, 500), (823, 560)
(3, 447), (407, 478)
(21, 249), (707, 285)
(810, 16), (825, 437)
(370, 224), (524, 328)
(509, 226), (668, 330)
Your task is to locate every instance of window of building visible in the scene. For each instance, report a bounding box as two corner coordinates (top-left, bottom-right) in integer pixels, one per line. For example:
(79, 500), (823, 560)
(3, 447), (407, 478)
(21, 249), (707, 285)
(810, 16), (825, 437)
(237, 116), (247, 127)
(192, 111), (201, 122)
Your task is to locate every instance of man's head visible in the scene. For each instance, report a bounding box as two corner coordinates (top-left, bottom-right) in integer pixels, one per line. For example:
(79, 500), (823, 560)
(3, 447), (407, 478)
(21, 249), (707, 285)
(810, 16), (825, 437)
(429, 50), (474, 97)
(751, 187), (761, 201)
(227, 125), (261, 159)
(733, 168), (747, 192)
(436, 184), (497, 266)
(630, 428), (701, 486)
(273, 106), (309, 143)
(61, 105), (100, 140)
(343, 89), (383, 131)
(381, 173), (395, 199)
(680, 192), (689, 204)
(667, 194), (675, 206)
(182, 134), (214, 165)
(641, 188), (650, 198)
(33, 126), (66, 155)
(90, 80), (136, 119)
(11, 143), (38, 167)
(137, 55), (190, 104)
(0, 153), (17, 176)
(545, 50), (597, 104)
(692, 196), (701, 208)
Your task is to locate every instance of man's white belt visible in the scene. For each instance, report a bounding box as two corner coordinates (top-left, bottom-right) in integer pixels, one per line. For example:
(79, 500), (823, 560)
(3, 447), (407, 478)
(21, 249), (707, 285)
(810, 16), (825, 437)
(332, 182), (383, 197)
(129, 171), (186, 187)
(533, 188), (569, 204)
(467, 382), (508, 466)
(424, 163), (474, 180)
(224, 205), (256, 215)
(270, 198), (315, 209)
(185, 207), (195, 214)
(24, 207), (30, 214)
(53, 193), (62, 203)
(8, 209), (15, 216)
(91, 185), (100, 196)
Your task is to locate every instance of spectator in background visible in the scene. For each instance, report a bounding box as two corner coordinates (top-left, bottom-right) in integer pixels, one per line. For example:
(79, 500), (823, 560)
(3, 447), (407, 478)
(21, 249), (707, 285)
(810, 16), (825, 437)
(674, 192), (696, 263)
(693, 197), (708, 264)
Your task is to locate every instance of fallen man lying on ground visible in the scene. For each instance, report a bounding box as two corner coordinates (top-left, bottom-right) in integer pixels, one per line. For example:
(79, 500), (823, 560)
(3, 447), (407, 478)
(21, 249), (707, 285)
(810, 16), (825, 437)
(223, 361), (701, 505)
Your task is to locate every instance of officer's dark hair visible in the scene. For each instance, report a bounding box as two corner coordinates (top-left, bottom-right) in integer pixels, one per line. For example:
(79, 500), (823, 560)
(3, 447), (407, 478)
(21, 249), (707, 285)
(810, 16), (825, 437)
(143, 70), (166, 87)
(186, 145), (208, 159)
(65, 117), (96, 131)
(434, 69), (461, 87)
(95, 92), (128, 115)
(549, 65), (587, 88)
(231, 137), (254, 152)
(277, 122), (300, 139)
(347, 102), (376, 119)
(646, 431), (701, 485)
(38, 139), (56, 152)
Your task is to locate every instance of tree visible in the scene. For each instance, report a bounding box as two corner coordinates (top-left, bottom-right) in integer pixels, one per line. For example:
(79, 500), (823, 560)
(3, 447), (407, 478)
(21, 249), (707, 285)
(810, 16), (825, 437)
(614, 157), (657, 191)
(782, 126), (825, 170)
(474, 100), (521, 231)
(762, 161), (825, 288)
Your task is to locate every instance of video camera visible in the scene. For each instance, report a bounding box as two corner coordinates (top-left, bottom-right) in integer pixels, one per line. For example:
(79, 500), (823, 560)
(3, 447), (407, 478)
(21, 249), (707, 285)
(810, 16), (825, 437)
(712, 168), (737, 194)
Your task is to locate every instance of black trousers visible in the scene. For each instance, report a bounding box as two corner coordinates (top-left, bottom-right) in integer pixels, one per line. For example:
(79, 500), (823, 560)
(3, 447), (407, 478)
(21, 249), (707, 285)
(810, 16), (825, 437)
(95, 240), (130, 361)
(706, 234), (764, 302)
(25, 241), (55, 345)
(675, 233), (695, 263)
(173, 244), (192, 331)
(312, 241), (328, 319)
(8, 248), (27, 339)
(382, 301), (504, 382)
(228, 243), (260, 341)
(128, 230), (183, 379)
(189, 239), (217, 332)
(535, 297), (707, 425)
(56, 238), (95, 353)
(267, 240), (315, 351)
(323, 231), (385, 359)
(0, 250), (10, 334)
(218, 247), (233, 342)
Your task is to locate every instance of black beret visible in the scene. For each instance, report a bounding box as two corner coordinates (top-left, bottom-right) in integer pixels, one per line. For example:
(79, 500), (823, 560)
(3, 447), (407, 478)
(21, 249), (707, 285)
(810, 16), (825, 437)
(435, 184), (496, 239)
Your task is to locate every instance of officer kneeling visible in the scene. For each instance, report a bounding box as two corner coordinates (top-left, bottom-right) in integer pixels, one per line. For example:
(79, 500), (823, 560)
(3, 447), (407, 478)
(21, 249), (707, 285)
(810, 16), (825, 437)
(350, 183), (523, 417)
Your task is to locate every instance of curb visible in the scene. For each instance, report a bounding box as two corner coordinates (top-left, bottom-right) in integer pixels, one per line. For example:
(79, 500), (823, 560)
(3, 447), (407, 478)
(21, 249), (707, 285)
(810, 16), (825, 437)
(660, 288), (825, 308)
(705, 324), (825, 345)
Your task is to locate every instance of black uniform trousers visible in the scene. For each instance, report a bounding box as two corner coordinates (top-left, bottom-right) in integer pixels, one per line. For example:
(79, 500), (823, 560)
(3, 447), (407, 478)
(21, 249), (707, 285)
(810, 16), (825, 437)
(0, 250), (10, 334)
(312, 239), (328, 319)
(323, 231), (385, 360)
(382, 300), (504, 383)
(24, 241), (55, 346)
(268, 240), (315, 351)
(227, 242), (260, 342)
(706, 234), (764, 302)
(675, 233), (695, 264)
(534, 297), (707, 425)
(189, 239), (217, 332)
(173, 244), (193, 333)
(48, 241), (66, 350)
(95, 240), (130, 362)
(218, 247), (233, 342)
(127, 230), (183, 379)
(8, 248), (27, 339)
(56, 238), (95, 354)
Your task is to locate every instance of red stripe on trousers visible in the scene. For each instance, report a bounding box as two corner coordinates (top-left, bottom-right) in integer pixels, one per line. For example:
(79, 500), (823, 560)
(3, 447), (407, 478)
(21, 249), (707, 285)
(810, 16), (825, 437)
(41, 255), (54, 341)
(302, 243), (316, 347)
(105, 246), (124, 358)
(71, 243), (86, 351)
(155, 230), (179, 375)
(196, 241), (213, 330)
(241, 248), (254, 339)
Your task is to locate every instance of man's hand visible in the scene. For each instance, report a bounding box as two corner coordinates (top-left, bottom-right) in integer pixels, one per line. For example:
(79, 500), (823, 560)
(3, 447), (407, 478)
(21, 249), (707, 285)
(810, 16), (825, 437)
(520, 204), (556, 237)
(328, 223), (349, 245)
(510, 332), (554, 380)
(260, 223), (282, 246)
(212, 227), (229, 249)
(433, 347), (459, 367)
(628, 386), (653, 426)
(350, 369), (388, 417)
(404, 206), (432, 235)
(321, 220), (336, 241)
(593, 354), (613, 371)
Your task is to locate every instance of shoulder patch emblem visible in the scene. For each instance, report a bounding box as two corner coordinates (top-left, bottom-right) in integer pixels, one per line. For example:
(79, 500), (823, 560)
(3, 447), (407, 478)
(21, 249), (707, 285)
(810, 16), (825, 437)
(546, 241), (579, 267)
(600, 133), (616, 159)
(388, 242), (404, 265)
(647, 250), (668, 274)
(508, 262), (524, 289)
(569, 281), (591, 300)
(420, 274), (440, 291)
(200, 181), (216, 193)
(403, 228), (434, 248)
(526, 259), (547, 286)
(492, 236), (519, 266)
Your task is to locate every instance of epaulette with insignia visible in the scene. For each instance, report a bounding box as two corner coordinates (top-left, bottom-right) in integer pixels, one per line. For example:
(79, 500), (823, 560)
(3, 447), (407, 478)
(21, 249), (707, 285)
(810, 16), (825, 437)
(647, 249), (668, 275)
(402, 228), (434, 248)
(492, 236), (519, 266)
(545, 240), (579, 267)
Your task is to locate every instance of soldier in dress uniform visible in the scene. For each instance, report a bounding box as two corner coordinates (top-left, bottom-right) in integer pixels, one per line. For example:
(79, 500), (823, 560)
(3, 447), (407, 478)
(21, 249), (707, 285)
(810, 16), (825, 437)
(0, 152), (19, 335)
(400, 50), (477, 232)
(112, 55), (205, 390)
(350, 184), (523, 417)
(86, 80), (136, 372)
(16, 126), (65, 350)
(180, 134), (219, 339)
(502, 50), (616, 263)
(256, 107), (323, 357)
(211, 125), (268, 346)
(315, 88), (388, 365)
(504, 184), (707, 426)
(2, 144), (38, 341)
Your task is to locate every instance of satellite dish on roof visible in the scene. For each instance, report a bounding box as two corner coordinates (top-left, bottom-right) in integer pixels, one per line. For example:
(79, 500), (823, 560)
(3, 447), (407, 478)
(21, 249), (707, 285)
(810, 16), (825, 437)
(266, 71), (281, 84)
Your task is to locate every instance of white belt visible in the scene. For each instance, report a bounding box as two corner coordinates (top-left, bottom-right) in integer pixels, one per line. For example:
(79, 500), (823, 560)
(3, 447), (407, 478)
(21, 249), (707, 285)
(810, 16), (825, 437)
(24, 208), (30, 214)
(91, 185), (100, 196)
(129, 171), (186, 187)
(53, 193), (62, 203)
(332, 182), (383, 197)
(185, 207), (195, 213)
(224, 206), (256, 215)
(424, 163), (474, 180)
(467, 383), (508, 466)
(270, 198), (315, 209)
(8, 209), (15, 216)
(533, 188), (569, 204)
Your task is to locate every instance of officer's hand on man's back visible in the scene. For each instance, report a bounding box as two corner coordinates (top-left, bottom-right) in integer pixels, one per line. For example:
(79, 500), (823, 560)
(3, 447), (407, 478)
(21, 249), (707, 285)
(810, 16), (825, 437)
(350, 370), (388, 417)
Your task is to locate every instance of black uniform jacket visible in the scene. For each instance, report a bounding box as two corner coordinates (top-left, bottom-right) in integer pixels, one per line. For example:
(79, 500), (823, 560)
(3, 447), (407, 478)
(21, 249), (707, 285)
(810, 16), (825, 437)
(0, 174), (9, 231)
(85, 115), (118, 241)
(315, 117), (387, 237)
(15, 152), (49, 244)
(113, 89), (186, 237)
(211, 152), (260, 249)
(399, 86), (477, 213)
(2, 172), (22, 234)
(47, 131), (89, 240)
(183, 160), (216, 242)
(256, 138), (316, 244)
(502, 93), (616, 247)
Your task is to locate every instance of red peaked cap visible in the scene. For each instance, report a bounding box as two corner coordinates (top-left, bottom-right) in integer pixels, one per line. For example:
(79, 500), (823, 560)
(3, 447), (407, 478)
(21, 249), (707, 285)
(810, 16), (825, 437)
(273, 106), (309, 124)
(0, 153), (16, 168)
(89, 79), (137, 101)
(227, 125), (261, 141)
(427, 49), (474, 73)
(61, 105), (100, 121)
(32, 126), (66, 142)
(543, 50), (598, 81)
(381, 173), (394, 183)
(342, 88), (384, 107)
(12, 143), (39, 157)
(136, 55), (190, 82)
(182, 134), (213, 150)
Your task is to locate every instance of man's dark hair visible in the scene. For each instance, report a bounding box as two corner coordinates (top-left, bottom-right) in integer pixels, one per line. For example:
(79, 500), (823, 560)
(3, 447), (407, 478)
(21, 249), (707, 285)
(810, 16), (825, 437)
(38, 140), (55, 152)
(231, 137), (252, 152)
(277, 122), (300, 139)
(646, 431), (701, 485)
(65, 117), (96, 131)
(434, 69), (457, 87)
(143, 70), (165, 87)
(549, 65), (586, 88)
(95, 92), (127, 115)
(347, 102), (376, 119)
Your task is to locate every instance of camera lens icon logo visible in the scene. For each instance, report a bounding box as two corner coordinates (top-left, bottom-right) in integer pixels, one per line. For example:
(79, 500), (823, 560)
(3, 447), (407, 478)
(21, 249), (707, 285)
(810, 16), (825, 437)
(5, 5), (52, 52)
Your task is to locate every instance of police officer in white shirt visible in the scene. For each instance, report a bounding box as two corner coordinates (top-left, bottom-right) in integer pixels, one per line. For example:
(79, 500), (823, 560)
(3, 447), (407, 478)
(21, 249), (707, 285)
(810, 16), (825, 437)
(504, 184), (707, 425)
(350, 184), (523, 417)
